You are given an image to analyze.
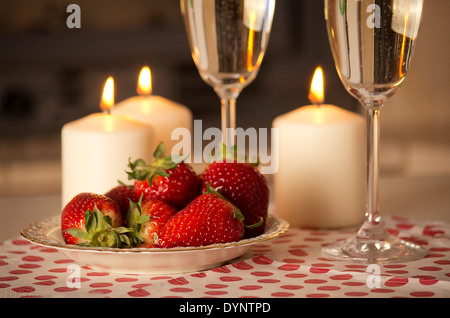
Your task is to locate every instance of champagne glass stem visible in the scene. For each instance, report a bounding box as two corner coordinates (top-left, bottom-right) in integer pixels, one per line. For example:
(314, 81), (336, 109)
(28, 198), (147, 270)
(359, 102), (389, 240)
(221, 97), (236, 147)
(366, 107), (380, 223)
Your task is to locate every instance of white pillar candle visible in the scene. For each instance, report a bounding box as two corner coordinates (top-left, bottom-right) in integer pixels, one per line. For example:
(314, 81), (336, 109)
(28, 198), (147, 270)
(272, 67), (366, 228)
(61, 77), (154, 207)
(114, 67), (192, 155)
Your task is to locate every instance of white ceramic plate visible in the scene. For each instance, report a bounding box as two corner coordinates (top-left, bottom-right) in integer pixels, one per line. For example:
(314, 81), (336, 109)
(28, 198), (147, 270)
(21, 214), (289, 274)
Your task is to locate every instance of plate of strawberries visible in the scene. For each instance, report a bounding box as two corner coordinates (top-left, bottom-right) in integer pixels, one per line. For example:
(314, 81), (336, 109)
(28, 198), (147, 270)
(21, 143), (289, 274)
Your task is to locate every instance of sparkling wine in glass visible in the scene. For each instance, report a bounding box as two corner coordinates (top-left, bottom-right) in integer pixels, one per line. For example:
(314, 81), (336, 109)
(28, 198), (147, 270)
(180, 0), (275, 147)
(322, 0), (427, 263)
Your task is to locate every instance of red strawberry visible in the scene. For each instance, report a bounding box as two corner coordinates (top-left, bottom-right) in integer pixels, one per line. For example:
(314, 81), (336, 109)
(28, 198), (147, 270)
(201, 161), (269, 238)
(127, 142), (200, 210)
(126, 198), (177, 248)
(61, 192), (126, 246)
(157, 184), (245, 248)
(105, 184), (138, 218)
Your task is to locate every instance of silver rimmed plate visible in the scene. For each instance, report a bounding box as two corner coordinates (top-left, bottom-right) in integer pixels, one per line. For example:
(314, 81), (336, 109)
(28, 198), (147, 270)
(21, 215), (289, 274)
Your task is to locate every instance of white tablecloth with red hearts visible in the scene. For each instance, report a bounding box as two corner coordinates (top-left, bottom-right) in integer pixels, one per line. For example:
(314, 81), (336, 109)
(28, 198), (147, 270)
(1, 215), (449, 298)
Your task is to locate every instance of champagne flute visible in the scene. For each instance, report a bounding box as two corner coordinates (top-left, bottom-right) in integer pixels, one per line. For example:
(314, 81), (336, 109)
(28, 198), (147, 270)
(322, 0), (427, 263)
(180, 0), (275, 147)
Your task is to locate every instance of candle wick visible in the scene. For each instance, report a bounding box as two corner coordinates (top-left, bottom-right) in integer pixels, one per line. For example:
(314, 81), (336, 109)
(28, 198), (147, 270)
(103, 108), (111, 116)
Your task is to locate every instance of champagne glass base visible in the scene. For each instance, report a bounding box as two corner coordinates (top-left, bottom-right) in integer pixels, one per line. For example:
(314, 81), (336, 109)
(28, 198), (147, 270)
(322, 235), (427, 264)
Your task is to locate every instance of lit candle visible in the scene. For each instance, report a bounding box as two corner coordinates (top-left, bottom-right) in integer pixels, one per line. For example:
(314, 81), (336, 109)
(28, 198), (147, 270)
(61, 77), (154, 207)
(272, 67), (366, 228)
(114, 66), (193, 155)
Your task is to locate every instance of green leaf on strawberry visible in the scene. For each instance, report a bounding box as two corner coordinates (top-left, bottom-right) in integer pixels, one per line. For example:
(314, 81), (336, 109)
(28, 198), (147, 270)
(126, 142), (183, 185)
(125, 195), (151, 246)
(65, 205), (133, 248)
(153, 141), (167, 158)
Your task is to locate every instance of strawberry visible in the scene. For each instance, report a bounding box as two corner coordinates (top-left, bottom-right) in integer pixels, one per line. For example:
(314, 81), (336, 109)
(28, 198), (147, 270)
(156, 184), (245, 248)
(126, 197), (177, 247)
(201, 161), (269, 238)
(105, 184), (138, 218)
(61, 192), (128, 247)
(126, 142), (200, 210)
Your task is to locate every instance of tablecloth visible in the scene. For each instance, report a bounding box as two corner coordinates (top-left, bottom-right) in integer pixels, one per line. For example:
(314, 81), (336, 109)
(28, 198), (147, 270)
(1, 215), (449, 298)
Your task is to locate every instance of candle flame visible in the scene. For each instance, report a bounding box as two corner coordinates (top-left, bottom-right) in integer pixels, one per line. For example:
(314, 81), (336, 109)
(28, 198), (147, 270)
(309, 66), (324, 105)
(137, 66), (152, 95)
(100, 76), (114, 113)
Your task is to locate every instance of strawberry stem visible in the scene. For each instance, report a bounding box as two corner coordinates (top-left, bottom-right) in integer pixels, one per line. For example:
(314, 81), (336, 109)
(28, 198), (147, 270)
(244, 217), (264, 229)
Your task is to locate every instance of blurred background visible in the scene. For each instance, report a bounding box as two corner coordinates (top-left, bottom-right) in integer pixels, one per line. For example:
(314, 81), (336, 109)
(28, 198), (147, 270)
(0, 0), (449, 197)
